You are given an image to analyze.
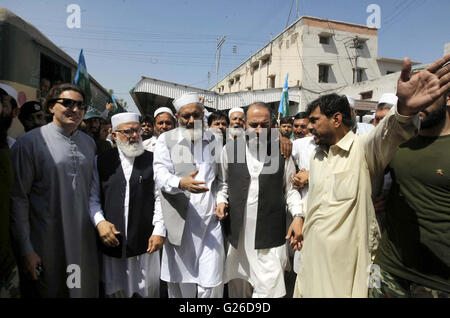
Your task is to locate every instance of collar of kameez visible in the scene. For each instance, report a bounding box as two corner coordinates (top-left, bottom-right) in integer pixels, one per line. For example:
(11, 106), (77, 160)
(49, 122), (77, 138)
(333, 130), (355, 152)
(175, 127), (215, 144)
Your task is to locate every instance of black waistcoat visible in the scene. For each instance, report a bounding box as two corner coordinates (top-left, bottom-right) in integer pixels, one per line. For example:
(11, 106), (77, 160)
(97, 148), (155, 258)
(224, 138), (286, 249)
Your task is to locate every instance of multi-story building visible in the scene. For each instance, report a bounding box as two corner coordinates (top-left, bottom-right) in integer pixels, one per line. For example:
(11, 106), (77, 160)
(131, 16), (421, 117)
(211, 16), (414, 114)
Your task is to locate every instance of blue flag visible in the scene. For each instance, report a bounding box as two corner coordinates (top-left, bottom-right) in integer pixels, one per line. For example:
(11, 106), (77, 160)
(74, 49), (92, 107)
(278, 73), (289, 119)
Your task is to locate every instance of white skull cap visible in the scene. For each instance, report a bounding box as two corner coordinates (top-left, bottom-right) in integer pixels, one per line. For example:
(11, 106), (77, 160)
(111, 112), (139, 129)
(228, 107), (244, 118)
(172, 92), (202, 112)
(345, 95), (355, 109)
(378, 93), (398, 106)
(154, 107), (174, 118)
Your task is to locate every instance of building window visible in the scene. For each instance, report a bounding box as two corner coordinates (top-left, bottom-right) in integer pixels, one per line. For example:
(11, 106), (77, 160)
(261, 56), (270, 67)
(252, 63), (259, 72)
(360, 91), (373, 100)
(268, 76), (275, 88)
(386, 71), (395, 75)
(353, 68), (365, 83)
(318, 64), (330, 83)
(319, 35), (330, 45)
(235, 75), (240, 82)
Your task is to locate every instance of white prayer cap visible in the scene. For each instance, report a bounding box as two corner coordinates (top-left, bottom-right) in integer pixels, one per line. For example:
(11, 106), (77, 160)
(345, 95), (355, 109)
(111, 112), (140, 129)
(172, 92), (203, 112)
(378, 93), (398, 106)
(0, 83), (18, 102)
(228, 107), (244, 118)
(154, 107), (174, 119)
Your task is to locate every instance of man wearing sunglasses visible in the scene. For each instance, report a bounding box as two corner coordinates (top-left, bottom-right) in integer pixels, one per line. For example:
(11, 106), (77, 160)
(10, 83), (99, 298)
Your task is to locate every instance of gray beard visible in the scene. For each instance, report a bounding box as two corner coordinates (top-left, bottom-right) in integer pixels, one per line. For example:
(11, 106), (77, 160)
(116, 138), (145, 157)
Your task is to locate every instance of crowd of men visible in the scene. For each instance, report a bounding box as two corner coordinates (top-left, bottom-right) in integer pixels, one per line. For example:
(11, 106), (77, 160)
(0, 54), (449, 298)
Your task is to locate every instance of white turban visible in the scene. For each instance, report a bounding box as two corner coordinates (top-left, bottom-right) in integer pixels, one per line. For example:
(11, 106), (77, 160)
(154, 107), (174, 119)
(378, 93), (398, 106)
(111, 112), (140, 129)
(0, 83), (18, 102)
(172, 92), (203, 112)
(228, 107), (244, 118)
(345, 96), (355, 109)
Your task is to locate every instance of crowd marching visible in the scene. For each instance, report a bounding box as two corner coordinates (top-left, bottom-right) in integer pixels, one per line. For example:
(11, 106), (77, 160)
(0, 54), (449, 298)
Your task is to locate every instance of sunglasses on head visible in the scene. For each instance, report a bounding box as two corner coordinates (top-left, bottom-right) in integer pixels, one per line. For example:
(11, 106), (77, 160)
(52, 98), (87, 111)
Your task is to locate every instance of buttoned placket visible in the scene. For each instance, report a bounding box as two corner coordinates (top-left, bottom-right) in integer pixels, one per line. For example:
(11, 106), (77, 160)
(69, 136), (79, 189)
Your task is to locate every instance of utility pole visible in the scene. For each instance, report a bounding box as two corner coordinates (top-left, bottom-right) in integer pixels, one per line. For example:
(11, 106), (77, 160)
(295, 0), (299, 20)
(215, 36), (226, 95)
(350, 37), (364, 83)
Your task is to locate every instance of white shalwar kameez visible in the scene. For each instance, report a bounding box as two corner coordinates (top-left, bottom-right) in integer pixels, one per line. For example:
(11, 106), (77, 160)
(219, 144), (302, 298)
(154, 129), (225, 298)
(89, 147), (165, 298)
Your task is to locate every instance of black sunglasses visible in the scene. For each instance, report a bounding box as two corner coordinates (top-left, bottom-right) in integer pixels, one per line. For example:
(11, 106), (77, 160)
(52, 98), (87, 111)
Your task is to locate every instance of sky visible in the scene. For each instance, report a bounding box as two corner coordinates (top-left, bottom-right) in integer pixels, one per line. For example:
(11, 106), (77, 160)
(1, 0), (449, 114)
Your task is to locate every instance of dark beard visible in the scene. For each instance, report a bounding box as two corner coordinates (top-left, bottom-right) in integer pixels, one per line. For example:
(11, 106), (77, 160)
(420, 102), (446, 129)
(0, 116), (13, 148)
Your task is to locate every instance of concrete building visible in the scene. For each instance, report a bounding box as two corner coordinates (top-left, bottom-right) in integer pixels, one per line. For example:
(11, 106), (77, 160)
(131, 16), (423, 117)
(445, 42), (450, 56)
(211, 16), (417, 115)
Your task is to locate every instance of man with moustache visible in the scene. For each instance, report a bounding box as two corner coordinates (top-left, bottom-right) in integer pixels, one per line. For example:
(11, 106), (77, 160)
(143, 107), (176, 152)
(216, 102), (303, 298)
(89, 112), (165, 298)
(292, 112), (312, 140)
(370, 76), (450, 297)
(208, 111), (229, 144)
(140, 115), (154, 141)
(153, 92), (225, 298)
(10, 83), (99, 297)
(279, 116), (294, 139)
(293, 55), (450, 298)
(228, 107), (246, 139)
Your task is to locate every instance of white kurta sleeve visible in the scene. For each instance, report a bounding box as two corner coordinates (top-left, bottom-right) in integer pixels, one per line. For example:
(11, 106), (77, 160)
(284, 156), (303, 217)
(152, 183), (166, 237)
(88, 156), (106, 227)
(216, 145), (229, 205)
(153, 133), (183, 194)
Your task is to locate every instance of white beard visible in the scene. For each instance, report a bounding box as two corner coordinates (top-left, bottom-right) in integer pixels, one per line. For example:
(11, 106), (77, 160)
(228, 127), (244, 138)
(116, 138), (145, 157)
(179, 126), (203, 142)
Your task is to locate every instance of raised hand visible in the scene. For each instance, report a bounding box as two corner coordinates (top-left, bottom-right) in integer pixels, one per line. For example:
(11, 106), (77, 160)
(397, 54), (450, 116)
